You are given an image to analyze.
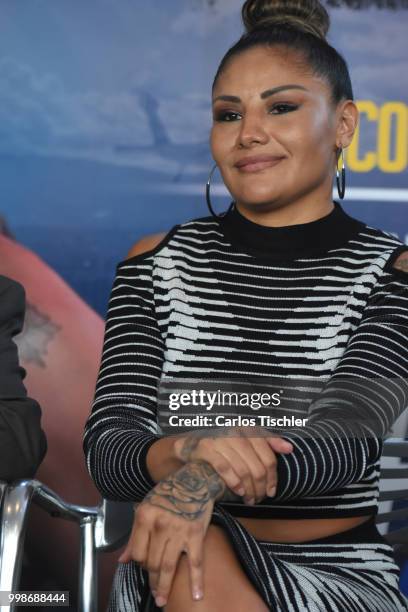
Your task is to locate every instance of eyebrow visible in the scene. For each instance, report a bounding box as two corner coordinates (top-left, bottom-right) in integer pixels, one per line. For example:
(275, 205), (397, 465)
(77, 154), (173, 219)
(212, 84), (308, 104)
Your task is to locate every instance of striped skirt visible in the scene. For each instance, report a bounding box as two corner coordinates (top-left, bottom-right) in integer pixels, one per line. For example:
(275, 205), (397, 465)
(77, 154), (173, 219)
(107, 505), (408, 611)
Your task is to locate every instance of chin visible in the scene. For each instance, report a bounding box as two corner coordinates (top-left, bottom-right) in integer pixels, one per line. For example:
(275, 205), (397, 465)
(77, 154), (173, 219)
(230, 180), (278, 200)
(234, 191), (280, 207)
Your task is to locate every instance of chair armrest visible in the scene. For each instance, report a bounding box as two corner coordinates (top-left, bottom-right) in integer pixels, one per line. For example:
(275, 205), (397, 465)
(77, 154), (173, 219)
(0, 479), (99, 597)
(0, 480), (134, 611)
(25, 479), (98, 522)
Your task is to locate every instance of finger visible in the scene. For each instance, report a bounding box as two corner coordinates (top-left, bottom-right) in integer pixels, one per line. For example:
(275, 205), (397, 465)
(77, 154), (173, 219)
(118, 542), (131, 564)
(215, 444), (257, 502)
(217, 442), (259, 504)
(190, 437), (246, 497)
(147, 532), (169, 594)
(267, 436), (293, 454)
(230, 436), (268, 503)
(249, 437), (278, 498)
(187, 537), (205, 602)
(118, 520), (149, 565)
(207, 449), (246, 497)
(154, 540), (183, 608)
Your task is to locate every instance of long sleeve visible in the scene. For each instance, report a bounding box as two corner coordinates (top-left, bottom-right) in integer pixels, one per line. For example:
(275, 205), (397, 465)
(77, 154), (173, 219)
(0, 275), (47, 481)
(273, 245), (408, 501)
(83, 256), (164, 502)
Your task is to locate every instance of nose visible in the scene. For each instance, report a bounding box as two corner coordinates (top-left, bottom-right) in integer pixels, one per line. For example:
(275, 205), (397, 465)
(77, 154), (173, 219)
(237, 111), (269, 148)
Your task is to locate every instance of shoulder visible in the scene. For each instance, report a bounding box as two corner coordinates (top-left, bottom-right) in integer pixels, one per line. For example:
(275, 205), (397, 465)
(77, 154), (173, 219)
(382, 244), (408, 281)
(126, 232), (168, 259)
(356, 221), (406, 254)
(392, 249), (408, 273)
(123, 223), (182, 263)
(120, 214), (219, 265)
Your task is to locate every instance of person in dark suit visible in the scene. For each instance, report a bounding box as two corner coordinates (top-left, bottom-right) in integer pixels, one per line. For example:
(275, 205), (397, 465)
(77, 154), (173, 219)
(0, 274), (47, 482)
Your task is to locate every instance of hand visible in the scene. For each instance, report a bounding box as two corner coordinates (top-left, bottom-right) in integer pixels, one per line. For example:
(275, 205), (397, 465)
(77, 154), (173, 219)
(173, 426), (293, 504)
(118, 460), (223, 608)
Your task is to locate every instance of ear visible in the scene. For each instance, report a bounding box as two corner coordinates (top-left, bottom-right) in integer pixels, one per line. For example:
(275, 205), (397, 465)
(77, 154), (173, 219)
(335, 99), (359, 150)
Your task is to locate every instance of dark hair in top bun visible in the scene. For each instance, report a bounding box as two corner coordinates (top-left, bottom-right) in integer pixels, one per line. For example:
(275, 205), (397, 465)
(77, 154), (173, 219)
(242, 0), (329, 40)
(212, 0), (353, 108)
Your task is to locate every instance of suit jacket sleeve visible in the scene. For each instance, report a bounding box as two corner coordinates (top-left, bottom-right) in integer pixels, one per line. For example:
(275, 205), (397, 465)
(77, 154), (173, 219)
(0, 275), (47, 481)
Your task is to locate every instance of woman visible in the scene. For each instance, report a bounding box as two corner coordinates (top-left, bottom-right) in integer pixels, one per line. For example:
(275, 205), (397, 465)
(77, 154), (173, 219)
(83, 1), (408, 610)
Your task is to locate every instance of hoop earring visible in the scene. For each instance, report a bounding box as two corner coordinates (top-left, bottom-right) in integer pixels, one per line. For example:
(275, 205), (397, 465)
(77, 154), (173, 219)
(336, 147), (346, 200)
(206, 163), (235, 220)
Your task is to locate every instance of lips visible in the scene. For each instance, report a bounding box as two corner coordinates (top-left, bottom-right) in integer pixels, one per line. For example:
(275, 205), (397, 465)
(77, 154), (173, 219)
(235, 156), (285, 172)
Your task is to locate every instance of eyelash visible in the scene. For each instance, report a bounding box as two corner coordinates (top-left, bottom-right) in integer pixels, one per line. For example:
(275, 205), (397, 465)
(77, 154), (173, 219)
(214, 103), (298, 122)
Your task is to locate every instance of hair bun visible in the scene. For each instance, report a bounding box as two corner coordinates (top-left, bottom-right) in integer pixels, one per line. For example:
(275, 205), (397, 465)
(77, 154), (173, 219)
(242, 0), (330, 41)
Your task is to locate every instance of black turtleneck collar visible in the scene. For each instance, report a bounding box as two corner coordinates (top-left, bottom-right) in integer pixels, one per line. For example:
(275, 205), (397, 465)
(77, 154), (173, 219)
(217, 200), (365, 260)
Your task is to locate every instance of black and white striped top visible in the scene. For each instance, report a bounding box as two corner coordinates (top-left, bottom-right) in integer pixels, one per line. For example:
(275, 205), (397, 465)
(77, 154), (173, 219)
(83, 200), (408, 519)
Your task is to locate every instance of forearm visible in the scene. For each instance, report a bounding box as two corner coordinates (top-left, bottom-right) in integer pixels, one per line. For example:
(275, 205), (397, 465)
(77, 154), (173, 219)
(273, 428), (377, 501)
(146, 436), (186, 483)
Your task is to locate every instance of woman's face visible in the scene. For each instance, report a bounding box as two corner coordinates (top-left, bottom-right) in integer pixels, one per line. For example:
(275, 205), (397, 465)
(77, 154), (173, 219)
(210, 45), (346, 212)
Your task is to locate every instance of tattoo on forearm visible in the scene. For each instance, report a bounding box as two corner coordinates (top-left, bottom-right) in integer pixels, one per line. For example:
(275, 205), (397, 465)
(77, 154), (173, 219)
(144, 460), (240, 520)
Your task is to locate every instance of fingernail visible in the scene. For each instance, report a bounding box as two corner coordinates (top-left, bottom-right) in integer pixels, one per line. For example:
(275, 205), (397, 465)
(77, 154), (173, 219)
(151, 589), (157, 597)
(268, 486), (276, 497)
(193, 588), (203, 600)
(247, 497), (255, 505)
(155, 596), (166, 607)
(237, 487), (245, 496)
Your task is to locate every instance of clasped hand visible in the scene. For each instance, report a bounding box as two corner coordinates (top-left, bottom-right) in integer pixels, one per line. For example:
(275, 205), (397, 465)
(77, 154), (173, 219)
(174, 425), (293, 504)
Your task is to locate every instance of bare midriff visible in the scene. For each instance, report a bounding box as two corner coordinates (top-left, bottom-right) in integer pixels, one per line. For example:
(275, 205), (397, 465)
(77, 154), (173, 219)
(234, 515), (372, 543)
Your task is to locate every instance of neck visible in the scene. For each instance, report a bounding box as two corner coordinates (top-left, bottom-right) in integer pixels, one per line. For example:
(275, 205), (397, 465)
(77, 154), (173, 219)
(233, 197), (336, 228)
(217, 200), (365, 260)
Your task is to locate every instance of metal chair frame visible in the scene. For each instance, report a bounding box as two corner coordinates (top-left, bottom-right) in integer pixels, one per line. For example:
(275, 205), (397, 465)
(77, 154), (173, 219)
(0, 439), (408, 611)
(0, 480), (133, 612)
